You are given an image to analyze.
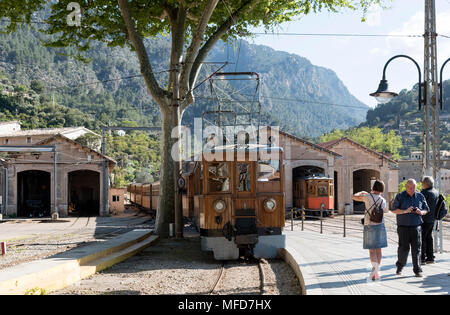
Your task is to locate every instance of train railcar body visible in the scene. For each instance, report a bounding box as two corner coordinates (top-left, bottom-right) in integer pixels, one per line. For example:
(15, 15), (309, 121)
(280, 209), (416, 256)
(127, 182), (159, 213)
(294, 176), (334, 217)
(196, 144), (286, 260)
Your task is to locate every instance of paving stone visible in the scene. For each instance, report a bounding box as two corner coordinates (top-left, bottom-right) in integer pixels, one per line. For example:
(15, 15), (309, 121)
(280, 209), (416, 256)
(285, 230), (450, 295)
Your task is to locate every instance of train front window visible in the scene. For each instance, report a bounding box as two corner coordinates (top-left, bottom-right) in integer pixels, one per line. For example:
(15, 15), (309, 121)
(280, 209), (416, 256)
(257, 160), (280, 182)
(208, 162), (230, 192)
(317, 184), (328, 197)
(237, 163), (251, 192)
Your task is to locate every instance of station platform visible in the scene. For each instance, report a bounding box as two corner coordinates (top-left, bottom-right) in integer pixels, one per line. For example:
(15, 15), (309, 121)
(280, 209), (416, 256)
(0, 229), (158, 294)
(284, 230), (450, 295)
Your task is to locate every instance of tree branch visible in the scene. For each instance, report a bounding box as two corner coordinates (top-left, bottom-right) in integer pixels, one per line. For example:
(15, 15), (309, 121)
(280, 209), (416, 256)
(117, 0), (170, 107)
(179, 0), (220, 95)
(185, 0), (258, 110)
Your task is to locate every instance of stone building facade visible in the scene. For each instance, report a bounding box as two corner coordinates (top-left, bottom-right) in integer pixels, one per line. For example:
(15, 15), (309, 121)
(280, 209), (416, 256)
(0, 122), (115, 217)
(320, 138), (399, 213)
(260, 129), (398, 213)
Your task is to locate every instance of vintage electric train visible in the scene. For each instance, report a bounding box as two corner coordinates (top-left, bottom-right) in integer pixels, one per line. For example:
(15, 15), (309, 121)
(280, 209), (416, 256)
(128, 143), (286, 260)
(293, 176), (334, 217)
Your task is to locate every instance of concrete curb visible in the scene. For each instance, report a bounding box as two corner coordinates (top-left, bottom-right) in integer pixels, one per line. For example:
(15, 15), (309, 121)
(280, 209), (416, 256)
(0, 229), (158, 295)
(278, 245), (324, 295)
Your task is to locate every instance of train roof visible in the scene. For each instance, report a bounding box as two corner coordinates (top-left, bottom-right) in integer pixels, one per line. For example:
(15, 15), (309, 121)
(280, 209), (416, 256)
(203, 143), (283, 153)
(297, 176), (333, 180)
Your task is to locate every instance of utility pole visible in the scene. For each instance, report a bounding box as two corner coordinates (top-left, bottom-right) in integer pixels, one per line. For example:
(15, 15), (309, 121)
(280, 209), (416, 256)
(423, 0), (439, 181)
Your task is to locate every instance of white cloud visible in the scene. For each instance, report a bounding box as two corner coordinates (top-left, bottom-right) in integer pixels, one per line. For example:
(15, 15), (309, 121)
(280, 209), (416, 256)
(382, 10), (450, 66)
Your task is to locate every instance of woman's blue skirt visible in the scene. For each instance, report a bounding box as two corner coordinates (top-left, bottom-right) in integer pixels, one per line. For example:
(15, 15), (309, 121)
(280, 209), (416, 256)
(363, 223), (387, 249)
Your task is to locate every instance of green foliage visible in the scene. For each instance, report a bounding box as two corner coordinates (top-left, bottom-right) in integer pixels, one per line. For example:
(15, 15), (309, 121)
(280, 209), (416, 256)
(14, 84), (28, 93)
(320, 126), (403, 159)
(0, 80), (161, 187)
(444, 194), (450, 206)
(30, 79), (45, 94)
(75, 133), (101, 151)
(0, 0), (387, 57)
(105, 131), (161, 187)
(24, 287), (47, 295)
(362, 80), (450, 157)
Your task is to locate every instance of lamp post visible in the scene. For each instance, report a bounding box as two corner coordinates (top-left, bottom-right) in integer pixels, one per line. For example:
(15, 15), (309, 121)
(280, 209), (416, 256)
(370, 54), (423, 108)
(437, 58), (450, 192)
(370, 54), (427, 177)
(439, 58), (450, 111)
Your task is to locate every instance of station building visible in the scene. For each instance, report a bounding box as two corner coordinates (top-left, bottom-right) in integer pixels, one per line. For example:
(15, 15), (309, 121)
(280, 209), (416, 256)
(261, 128), (399, 213)
(0, 121), (115, 217)
(319, 137), (398, 213)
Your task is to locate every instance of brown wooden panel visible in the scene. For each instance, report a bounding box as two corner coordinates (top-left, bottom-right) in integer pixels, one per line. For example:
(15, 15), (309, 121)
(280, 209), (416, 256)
(182, 195), (191, 217)
(256, 195), (284, 227)
(142, 195), (150, 209)
(135, 194), (142, 206)
(151, 195), (159, 210)
(202, 195), (232, 230)
(194, 195), (202, 227)
(142, 184), (151, 196)
(257, 181), (281, 193)
(233, 198), (256, 212)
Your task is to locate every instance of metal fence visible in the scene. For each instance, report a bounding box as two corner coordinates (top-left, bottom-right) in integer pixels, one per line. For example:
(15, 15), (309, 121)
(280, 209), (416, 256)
(288, 207), (445, 254)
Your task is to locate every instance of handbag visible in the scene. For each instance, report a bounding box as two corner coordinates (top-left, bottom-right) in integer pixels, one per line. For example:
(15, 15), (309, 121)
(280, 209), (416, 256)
(361, 194), (383, 225)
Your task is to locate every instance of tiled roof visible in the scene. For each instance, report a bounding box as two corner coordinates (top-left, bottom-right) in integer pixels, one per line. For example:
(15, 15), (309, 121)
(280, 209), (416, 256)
(318, 137), (397, 164)
(0, 127), (99, 138)
(36, 134), (116, 164)
(264, 127), (343, 158)
(0, 120), (20, 126)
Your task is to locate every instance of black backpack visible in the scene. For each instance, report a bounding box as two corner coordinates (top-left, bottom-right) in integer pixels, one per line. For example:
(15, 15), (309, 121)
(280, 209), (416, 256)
(435, 194), (448, 221)
(361, 194), (384, 224)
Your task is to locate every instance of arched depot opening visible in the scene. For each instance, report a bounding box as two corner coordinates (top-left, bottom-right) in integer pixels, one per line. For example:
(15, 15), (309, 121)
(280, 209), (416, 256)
(353, 169), (380, 213)
(68, 170), (100, 216)
(18, 170), (51, 218)
(293, 165), (325, 208)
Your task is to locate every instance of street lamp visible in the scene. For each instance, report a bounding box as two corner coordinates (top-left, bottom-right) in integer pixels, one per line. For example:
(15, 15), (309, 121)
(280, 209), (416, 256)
(370, 55), (424, 110)
(439, 58), (450, 110)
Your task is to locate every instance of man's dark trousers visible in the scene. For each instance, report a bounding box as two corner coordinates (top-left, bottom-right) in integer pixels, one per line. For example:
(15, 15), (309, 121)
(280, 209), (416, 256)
(396, 226), (422, 274)
(421, 222), (435, 261)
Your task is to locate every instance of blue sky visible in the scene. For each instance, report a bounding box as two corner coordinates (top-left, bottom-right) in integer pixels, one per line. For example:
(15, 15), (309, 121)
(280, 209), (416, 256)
(249, 0), (450, 108)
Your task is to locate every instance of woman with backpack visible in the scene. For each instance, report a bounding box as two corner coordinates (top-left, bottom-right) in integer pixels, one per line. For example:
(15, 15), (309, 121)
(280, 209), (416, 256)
(353, 180), (388, 281)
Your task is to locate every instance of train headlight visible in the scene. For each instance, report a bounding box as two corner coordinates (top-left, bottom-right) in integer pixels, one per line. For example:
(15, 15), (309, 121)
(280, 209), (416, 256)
(213, 199), (226, 213)
(263, 198), (277, 213)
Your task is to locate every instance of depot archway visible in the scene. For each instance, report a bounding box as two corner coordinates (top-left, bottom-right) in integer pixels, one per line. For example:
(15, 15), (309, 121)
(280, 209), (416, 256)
(17, 170), (51, 218)
(68, 170), (100, 216)
(293, 165), (325, 208)
(353, 169), (380, 213)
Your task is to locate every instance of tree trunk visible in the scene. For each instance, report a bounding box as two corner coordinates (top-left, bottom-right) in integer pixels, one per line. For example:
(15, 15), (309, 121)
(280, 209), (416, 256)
(155, 105), (178, 238)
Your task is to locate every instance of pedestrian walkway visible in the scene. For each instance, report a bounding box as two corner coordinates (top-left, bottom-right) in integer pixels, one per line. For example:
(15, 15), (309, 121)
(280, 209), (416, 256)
(285, 230), (450, 295)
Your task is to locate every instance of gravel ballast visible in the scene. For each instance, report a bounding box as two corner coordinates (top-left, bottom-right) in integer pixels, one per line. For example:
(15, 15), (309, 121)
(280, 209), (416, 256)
(55, 236), (302, 295)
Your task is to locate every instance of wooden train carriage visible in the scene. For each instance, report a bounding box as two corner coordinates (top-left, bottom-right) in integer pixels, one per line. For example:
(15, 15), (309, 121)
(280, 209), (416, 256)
(134, 183), (143, 206)
(129, 184), (136, 203)
(141, 184), (151, 209)
(195, 144), (286, 260)
(294, 176), (334, 214)
(126, 182), (160, 211)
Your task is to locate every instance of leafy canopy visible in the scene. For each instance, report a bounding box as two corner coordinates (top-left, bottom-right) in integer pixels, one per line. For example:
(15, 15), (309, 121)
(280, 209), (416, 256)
(320, 126), (403, 160)
(1, 0), (389, 55)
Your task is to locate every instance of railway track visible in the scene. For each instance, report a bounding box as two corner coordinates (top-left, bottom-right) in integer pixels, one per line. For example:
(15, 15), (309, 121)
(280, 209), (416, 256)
(208, 259), (266, 295)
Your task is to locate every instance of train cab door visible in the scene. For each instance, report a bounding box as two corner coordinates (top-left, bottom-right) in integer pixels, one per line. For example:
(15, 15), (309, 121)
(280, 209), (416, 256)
(234, 159), (258, 248)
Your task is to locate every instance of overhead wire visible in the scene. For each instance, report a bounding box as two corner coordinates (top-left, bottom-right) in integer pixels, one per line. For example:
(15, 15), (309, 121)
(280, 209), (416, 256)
(4, 18), (450, 39)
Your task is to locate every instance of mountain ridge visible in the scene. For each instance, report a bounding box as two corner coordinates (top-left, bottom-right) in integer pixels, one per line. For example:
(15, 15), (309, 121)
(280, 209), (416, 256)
(0, 24), (369, 138)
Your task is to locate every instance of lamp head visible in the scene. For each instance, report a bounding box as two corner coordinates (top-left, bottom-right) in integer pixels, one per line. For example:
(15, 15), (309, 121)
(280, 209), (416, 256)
(370, 79), (398, 104)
